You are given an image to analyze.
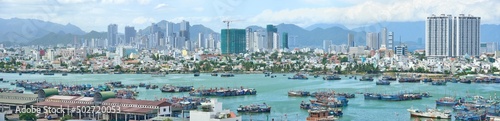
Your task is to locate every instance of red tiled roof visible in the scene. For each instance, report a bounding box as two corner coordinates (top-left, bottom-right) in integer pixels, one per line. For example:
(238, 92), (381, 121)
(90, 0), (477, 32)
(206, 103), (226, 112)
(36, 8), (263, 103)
(103, 98), (171, 106)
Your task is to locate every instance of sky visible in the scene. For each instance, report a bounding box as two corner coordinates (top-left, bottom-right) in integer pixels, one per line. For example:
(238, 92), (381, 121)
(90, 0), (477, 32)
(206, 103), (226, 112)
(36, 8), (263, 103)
(1, 0), (499, 33)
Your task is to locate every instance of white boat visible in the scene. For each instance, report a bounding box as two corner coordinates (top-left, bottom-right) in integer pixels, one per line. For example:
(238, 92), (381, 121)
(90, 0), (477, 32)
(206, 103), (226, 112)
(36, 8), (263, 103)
(407, 107), (451, 119)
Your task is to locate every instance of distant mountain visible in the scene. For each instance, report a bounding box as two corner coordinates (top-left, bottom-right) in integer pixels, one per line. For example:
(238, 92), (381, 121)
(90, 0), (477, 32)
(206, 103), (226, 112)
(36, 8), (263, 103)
(274, 23), (365, 48)
(306, 23), (348, 31)
(29, 31), (106, 46)
(0, 18), (85, 43)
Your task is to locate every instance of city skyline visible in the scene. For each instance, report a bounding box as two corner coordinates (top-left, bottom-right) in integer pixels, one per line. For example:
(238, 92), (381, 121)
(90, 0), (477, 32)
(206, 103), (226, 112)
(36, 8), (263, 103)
(1, 0), (500, 32)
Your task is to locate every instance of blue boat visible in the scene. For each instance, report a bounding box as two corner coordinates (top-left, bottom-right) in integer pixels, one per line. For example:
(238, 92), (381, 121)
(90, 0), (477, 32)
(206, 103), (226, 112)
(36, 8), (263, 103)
(381, 76), (397, 81)
(453, 105), (468, 111)
(422, 78), (433, 82)
(436, 97), (459, 106)
(460, 79), (472, 84)
(381, 94), (401, 101)
(455, 111), (486, 121)
(399, 77), (420, 83)
(323, 75), (341, 80)
(364, 93), (381, 100)
(220, 73), (234, 77)
(288, 73), (308, 80)
(431, 80), (447, 85)
(376, 80), (391, 85)
(359, 76), (373, 81)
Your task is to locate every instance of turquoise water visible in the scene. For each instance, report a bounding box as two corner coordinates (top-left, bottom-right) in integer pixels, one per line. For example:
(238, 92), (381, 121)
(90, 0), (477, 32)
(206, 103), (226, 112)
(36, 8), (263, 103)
(1, 73), (499, 121)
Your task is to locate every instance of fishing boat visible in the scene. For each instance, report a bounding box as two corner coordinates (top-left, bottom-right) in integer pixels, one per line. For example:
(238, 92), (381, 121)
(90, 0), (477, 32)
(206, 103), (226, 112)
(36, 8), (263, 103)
(237, 103), (271, 113)
(151, 73), (166, 77)
(364, 93), (382, 100)
(376, 80), (391, 85)
(211, 73), (218, 76)
(62, 73), (68, 76)
(398, 77), (421, 83)
(460, 79), (472, 84)
(193, 72), (200, 77)
(436, 97), (460, 106)
(359, 76), (373, 81)
(455, 111), (486, 121)
(422, 78), (433, 82)
(300, 101), (312, 109)
(160, 85), (193, 92)
(220, 73), (234, 77)
(314, 75), (320, 78)
(323, 75), (341, 80)
(43, 72), (55, 75)
(288, 90), (311, 96)
(19, 73), (22, 76)
(289, 73), (308, 80)
(381, 76), (397, 81)
(431, 80), (447, 85)
(407, 107), (451, 119)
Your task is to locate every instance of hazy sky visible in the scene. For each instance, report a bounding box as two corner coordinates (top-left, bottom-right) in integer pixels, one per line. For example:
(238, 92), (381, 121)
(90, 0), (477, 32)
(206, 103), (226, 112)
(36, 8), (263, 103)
(1, 0), (499, 33)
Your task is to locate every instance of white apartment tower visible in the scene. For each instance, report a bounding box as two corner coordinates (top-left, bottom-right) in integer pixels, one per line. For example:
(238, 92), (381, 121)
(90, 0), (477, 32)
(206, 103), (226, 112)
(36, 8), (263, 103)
(425, 14), (480, 57)
(366, 32), (379, 50)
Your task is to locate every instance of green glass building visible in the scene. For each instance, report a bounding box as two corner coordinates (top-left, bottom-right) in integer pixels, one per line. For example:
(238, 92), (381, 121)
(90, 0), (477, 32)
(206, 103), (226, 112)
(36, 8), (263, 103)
(282, 32), (288, 49)
(221, 29), (246, 54)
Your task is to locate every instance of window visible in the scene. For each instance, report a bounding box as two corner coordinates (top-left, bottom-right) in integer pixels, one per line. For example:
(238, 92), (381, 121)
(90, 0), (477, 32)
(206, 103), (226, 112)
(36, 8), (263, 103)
(163, 108), (166, 112)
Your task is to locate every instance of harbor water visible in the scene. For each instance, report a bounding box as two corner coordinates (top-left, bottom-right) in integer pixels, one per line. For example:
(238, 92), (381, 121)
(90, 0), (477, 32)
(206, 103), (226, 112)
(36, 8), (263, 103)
(1, 73), (498, 121)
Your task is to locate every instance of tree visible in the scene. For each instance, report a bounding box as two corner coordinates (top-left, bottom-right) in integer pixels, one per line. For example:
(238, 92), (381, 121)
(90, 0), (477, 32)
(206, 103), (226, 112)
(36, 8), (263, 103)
(19, 112), (37, 120)
(60, 115), (72, 121)
(163, 118), (173, 121)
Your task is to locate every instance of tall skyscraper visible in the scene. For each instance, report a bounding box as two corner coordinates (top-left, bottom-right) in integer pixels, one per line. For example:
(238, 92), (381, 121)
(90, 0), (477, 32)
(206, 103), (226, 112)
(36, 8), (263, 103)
(221, 29), (246, 54)
(246, 28), (254, 51)
(124, 26), (136, 45)
(273, 33), (279, 50)
(387, 32), (394, 50)
(180, 20), (190, 40)
(380, 27), (387, 48)
(282, 32), (288, 49)
(425, 14), (480, 57)
(323, 40), (332, 52)
(198, 33), (205, 49)
(455, 14), (481, 56)
(266, 25), (277, 51)
(165, 22), (174, 49)
(107, 24), (118, 47)
(366, 32), (379, 50)
(347, 33), (354, 47)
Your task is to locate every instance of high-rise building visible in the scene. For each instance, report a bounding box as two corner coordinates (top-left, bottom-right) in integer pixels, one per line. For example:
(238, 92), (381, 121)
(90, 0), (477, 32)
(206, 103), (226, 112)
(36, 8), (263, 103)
(426, 14), (453, 57)
(180, 20), (190, 41)
(366, 32), (379, 50)
(266, 25), (277, 50)
(282, 32), (288, 50)
(380, 27), (387, 48)
(107, 24), (118, 47)
(480, 42), (498, 54)
(246, 28), (254, 51)
(221, 29), (246, 54)
(395, 44), (408, 56)
(124, 26), (136, 45)
(273, 33), (279, 50)
(198, 33), (205, 49)
(425, 14), (480, 57)
(455, 14), (481, 56)
(387, 32), (394, 50)
(323, 40), (332, 52)
(347, 33), (354, 47)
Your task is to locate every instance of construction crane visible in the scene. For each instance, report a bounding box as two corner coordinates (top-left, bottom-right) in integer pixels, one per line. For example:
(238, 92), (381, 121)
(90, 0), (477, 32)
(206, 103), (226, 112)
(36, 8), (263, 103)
(222, 20), (241, 54)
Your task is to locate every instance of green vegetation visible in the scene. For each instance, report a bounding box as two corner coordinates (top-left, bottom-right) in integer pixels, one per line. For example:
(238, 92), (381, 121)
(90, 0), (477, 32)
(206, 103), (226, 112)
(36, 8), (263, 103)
(19, 112), (37, 121)
(60, 115), (72, 121)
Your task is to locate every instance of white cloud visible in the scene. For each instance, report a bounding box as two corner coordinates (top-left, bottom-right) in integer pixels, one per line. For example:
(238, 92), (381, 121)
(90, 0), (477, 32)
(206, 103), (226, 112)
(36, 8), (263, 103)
(137, 0), (150, 5)
(101, 0), (129, 4)
(193, 7), (204, 12)
(154, 3), (167, 10)
(132, 16), (156, 25)
(56, 0), (97, 4)
(250, 0), (500, 29)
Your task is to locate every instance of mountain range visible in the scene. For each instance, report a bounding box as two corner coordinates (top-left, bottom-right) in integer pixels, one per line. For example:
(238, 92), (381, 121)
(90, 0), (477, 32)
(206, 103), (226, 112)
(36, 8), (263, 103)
(0, 18), (499, 51)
